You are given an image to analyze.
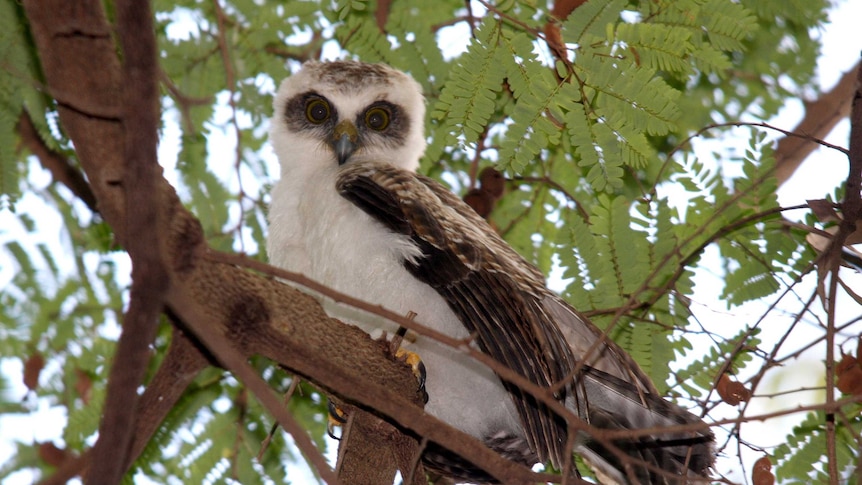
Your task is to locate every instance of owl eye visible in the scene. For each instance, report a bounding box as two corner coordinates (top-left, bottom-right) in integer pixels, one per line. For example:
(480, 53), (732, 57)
(305, 99), (330, 124)
(364, 107), (390, 131)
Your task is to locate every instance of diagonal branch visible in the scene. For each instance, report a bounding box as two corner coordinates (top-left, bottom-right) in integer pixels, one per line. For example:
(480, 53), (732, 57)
(774, 61), (859, 186)
(166, 285), (340, 483)
(125, 325), (209, 466)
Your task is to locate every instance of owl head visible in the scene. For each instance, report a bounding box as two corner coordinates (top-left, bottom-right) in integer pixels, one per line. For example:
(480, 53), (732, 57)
(271, 60), (427, 178)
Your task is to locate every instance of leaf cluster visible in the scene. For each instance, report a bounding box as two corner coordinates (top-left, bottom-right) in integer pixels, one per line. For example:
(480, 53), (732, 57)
(773, 408), (862, 483)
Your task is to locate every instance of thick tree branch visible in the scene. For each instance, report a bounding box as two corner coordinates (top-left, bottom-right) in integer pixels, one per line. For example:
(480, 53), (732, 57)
(126, 326), (209, 465)
(21, 0), (126, 235)
(774, 61), (859, 186)
(85, 1), (167, 483)
(166, 283), (341, 483)
(334, 403), (423, 485)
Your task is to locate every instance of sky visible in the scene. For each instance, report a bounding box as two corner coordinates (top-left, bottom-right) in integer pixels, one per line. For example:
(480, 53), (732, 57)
(2, 1), (862, 483)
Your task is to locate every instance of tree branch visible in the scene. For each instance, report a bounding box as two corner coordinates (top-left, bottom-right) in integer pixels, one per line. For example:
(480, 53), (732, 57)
(821, 53), (862, 484)
(774, 61), (860, 186)
(84, 1), (166, 483)
(124, 325), (209, 467)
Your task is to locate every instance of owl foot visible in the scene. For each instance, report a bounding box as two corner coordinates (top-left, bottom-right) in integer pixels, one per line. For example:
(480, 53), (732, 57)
(327, 332), (428, 440)
(327, 400), (348, 440)
(395, 347), (428, 404)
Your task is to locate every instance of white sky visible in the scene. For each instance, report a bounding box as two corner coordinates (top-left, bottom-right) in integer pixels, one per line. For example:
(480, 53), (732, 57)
(2, 1), (861, 483)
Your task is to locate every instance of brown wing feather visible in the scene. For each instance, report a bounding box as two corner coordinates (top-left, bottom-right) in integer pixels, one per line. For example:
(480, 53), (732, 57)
(337, 161), (576, 465)
(335, 161), (714, 481)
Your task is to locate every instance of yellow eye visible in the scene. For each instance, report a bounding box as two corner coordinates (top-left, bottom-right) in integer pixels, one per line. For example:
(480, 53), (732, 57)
(364, 107), (390, 131)
(306, 99), (330, 124)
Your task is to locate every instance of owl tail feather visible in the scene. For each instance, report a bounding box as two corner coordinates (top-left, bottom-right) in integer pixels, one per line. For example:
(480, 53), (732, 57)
(569, 368), (715, 485)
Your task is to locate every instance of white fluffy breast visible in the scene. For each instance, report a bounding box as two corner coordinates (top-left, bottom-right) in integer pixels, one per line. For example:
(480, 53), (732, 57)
(267, 162), (424, 309)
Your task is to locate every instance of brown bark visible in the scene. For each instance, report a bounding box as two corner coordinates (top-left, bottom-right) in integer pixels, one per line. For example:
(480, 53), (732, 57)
(85, 2), (167, 483)
(22, 1), (543, 484)
(774, 61), (859, 186)
(335, 401), (425, 485)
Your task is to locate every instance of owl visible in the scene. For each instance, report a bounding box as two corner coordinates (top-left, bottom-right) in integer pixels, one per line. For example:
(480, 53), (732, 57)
(267, 60), (714, 484)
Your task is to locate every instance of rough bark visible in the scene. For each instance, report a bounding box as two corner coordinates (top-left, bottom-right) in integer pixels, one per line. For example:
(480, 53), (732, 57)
(335, 401), (425, 485)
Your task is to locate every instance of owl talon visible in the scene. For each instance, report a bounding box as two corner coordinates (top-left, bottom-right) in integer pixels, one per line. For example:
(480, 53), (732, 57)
(396, 348), (428, 403)
(327, 400), (348, 440)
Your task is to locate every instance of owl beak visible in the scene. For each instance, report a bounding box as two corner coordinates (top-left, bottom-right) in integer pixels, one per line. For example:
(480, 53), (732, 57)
(332, 120), (358, 165)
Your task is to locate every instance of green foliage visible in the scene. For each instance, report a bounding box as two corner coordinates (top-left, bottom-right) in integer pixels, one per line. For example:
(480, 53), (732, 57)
(1, 0), (852, 482)
(661, 130), (795, 308)
(496, 33), (568, 173)
(556, 191), (695, 387)
(672, 327), (761, 398)
(0, 0), (54, 209)
(773, 408), (862, 483)
(431, 19), (506, 149)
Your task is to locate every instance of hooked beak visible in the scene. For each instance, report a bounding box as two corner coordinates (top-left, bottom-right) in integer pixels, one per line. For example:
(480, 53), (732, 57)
(331, 120), (358, 165)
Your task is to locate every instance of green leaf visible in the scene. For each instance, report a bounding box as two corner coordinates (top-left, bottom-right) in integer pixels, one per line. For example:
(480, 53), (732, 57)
(561, 0), (626, 44)
(431, 19), (506, 147)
